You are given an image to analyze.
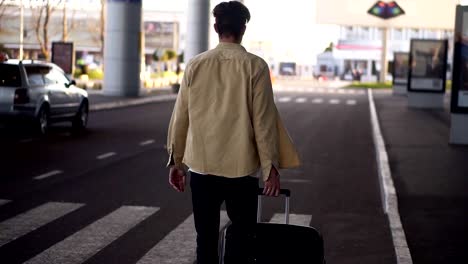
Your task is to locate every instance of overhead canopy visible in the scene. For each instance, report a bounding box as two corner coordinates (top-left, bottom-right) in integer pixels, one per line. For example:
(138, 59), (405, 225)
(316, 0), (459, 30)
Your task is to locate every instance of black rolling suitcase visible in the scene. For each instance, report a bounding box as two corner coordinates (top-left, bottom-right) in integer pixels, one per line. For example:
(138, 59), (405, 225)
(219, 188), (325, 264)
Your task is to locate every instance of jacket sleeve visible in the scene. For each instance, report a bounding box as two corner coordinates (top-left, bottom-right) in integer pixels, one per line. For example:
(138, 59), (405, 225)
(252, 64), (280, 181)
(166, 68), (190, 169)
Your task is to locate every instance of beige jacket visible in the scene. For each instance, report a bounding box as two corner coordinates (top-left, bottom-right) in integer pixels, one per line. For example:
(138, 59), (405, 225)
(167, 42), (300, 181)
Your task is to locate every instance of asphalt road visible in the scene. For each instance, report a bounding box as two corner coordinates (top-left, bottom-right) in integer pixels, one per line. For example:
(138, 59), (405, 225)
(0, 86), (396, 263)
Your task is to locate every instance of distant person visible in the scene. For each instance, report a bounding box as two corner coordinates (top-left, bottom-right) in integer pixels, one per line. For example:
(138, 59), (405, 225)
(166, 1), (300, 263)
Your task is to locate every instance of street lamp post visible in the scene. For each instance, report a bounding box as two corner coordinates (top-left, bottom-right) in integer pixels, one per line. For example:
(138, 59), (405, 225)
(19, 0), (24, 60)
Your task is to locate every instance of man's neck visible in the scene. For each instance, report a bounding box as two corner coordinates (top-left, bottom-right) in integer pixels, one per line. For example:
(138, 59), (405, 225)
(219, 36), (242, 44)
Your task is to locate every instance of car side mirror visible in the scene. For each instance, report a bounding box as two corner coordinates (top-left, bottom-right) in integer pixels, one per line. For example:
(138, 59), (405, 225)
(66, 80), (76, 88)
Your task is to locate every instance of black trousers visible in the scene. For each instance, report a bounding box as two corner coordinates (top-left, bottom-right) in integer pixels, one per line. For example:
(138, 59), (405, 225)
(190, 172), (259, 264)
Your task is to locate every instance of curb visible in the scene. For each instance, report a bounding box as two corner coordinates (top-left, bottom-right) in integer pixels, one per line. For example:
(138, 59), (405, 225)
(368, 89), (413, 264)
(90, 94), (178, 112)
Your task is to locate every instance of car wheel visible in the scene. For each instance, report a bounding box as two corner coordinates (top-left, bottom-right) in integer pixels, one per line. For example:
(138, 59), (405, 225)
(37, 107), (49, 136)
(72, 102), (88, 131)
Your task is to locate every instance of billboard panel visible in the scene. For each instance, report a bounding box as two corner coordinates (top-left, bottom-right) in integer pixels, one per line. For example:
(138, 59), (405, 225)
(408, 39), (448, 93)
(144, 21), (177, 51)
(451, 5), (468, 113)
(316, 0), (458, 29)
(393, 52), (409, 85)
(51, 42), (74, 75)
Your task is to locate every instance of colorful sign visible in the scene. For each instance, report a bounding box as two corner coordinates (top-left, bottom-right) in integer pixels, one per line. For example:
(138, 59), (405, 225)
(367, 1), (405, 20)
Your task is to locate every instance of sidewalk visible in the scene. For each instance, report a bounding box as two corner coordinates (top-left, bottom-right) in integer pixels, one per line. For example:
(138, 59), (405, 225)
(87, 88), (177, 111)
(373, 91), (468, 264)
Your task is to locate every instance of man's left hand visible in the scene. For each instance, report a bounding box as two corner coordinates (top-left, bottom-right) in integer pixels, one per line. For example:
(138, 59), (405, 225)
(169, 167), (186, 192)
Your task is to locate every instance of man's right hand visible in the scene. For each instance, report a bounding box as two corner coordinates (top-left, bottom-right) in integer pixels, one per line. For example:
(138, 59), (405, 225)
(263, 166), (280, 196)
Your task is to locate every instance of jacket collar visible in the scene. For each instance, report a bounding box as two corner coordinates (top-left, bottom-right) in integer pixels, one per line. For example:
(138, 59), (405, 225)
(216, 42), (246, 51)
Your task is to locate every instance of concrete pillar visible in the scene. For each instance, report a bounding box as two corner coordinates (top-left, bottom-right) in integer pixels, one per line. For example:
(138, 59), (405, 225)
(185, 0), (210, 63)
(103, 0), (142, 97)
(380, 27), (389, 83)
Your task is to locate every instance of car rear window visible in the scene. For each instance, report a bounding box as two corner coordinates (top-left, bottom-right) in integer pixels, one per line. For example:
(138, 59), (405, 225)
(25, 65), (49, 86)
(0, 64), (22, 87)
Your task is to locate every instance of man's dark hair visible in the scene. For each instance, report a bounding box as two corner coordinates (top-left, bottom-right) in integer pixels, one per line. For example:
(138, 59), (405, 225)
(212, 1), (250, 40)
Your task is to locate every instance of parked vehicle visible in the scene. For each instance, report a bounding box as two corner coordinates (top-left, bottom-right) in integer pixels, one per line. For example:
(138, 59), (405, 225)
(0, 59), (89, 135)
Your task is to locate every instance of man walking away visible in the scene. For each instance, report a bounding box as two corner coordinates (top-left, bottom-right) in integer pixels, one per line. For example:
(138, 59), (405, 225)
(166, 2), (300, 263)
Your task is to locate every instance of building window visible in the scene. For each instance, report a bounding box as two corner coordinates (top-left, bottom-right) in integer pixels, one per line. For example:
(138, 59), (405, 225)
(392, 28), (403, 40)
(410, 28), (420, 39)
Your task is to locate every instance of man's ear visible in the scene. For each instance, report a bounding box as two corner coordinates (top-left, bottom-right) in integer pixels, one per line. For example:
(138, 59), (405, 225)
(240, 25), (246, 36)
(214, 23), (219, 34)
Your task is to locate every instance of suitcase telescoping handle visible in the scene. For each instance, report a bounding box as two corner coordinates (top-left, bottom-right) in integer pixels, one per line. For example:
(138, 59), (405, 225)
(257, 188), (291, 224)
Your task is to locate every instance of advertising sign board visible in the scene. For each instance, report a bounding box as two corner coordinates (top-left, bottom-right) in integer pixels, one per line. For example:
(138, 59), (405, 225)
(51, 42), (74, 75)
(393, 52), (409, 86)
(451, 5), (468, 113)
(408, 39), (448, 93)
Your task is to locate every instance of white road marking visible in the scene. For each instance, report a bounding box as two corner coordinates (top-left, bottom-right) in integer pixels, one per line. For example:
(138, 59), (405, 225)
(327, 89), (337, 94)
(137, 211), (230, 264)
(329, 99), (341, 104)
(368, 89), (413, 264)
(25, 206), (159, 264)
(269, 214), (312, 227)
(34, 170), (63, 180)
(20, 138), (35, 143)
(346, 100), (357, 105)
(316, 88), (325, 93)
(97, 152), (116, 160)
(295, 97), (307, 103)
(0, 199), (11, 206)
(282, 179), (312, 184)
(140, 139), (155, 146)
(338, 89), (346, 94)
(0, 202), (84, 247)
(312, 98), (324, 104)
(278, 97), (292, 103)
(349, 90), (356, 94)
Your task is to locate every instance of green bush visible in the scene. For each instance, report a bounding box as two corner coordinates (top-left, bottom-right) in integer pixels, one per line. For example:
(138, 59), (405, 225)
(73, 68), (82, 78)
(150, 71), (178, 79)
(346, 81), (392, 89)
(87, 68), (104, 80)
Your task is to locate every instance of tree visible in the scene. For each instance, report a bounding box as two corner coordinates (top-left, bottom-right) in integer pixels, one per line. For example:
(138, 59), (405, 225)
(324, 42), (334, 52)
(30, 0), (63, 60)
(162, 49), (177, 71)
(0, 0), (19, 32)
(0, 0), (8, 22)
(100, 0), (105, 55)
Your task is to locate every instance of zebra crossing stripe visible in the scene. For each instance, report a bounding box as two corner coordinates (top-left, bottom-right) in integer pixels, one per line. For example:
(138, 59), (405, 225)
(269, 214), (312, 227)
(346, 100), (357, 105)
(0, 202), (84, 247)
(278, 97), (292, 103)
(0, 199), (10, 206)
(312, 98), (324, 104)
(329, 99), (341, 104)
(24, 206), (158, 264)
(137, 211), (230, 264)
(295, 97), (307, 103)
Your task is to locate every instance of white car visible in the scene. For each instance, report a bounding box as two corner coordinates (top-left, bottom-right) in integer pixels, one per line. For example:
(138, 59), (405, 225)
(0, 59), (89, 135)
